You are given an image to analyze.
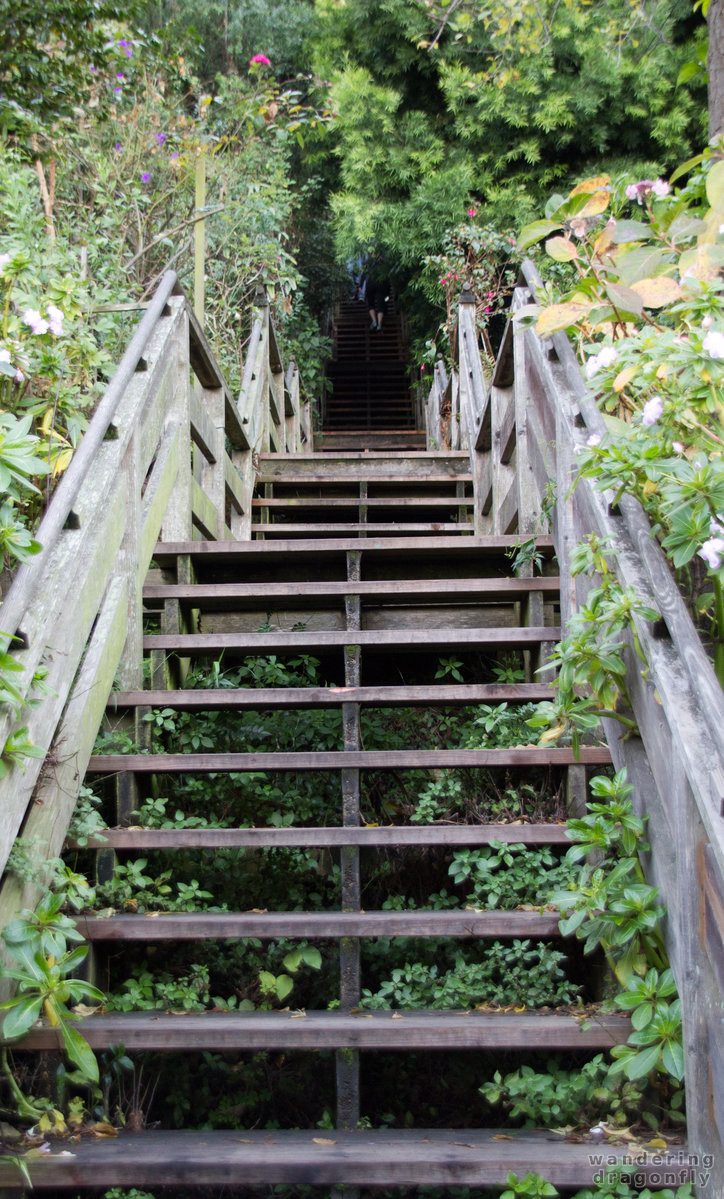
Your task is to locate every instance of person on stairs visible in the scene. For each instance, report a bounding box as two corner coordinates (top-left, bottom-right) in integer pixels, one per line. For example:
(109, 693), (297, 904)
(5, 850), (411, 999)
(362, 252), (390, 331)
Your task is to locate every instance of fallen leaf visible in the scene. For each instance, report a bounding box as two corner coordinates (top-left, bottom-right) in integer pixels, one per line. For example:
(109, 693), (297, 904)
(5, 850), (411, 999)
(391, 1012), (403, 1020)
(290, 1010), (307, 1018)
(90, 1121), (119, 1138)
(492, 1134), (514, 1140)
(313, 1137), (336, 1145)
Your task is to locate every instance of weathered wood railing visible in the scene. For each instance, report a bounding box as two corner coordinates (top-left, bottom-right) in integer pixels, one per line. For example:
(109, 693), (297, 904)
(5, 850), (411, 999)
(438, 261), (724, 1192)
(0, 271), (309, 930)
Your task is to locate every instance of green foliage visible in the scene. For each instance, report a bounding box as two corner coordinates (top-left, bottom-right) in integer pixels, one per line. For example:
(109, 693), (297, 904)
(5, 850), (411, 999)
(551, 769), (684, 1092)
(449, 842), (576, 910)
(481, 1054), (645, 1128)
(501, 1175), (558, 1199)
(520, 151), (724, 683)
(361, 940), (581, 1010)
(0, 894), (103, 1113)
(527, 537), (658, 753)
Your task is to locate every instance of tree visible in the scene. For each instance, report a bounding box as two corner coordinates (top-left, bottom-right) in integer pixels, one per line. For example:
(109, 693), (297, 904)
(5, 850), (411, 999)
(0, 0), (139, 139)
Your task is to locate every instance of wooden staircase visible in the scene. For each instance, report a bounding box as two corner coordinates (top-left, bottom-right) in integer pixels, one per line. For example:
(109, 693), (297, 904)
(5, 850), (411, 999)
(6, 449), (693, 1193)
(318, 299), (425, 451)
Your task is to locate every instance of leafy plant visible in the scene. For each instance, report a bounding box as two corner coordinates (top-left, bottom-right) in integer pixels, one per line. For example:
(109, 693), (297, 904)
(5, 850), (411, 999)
(481, 1054), (645, 1128)
(0, 895), (103, 1117)
(449, 842), (576, 911)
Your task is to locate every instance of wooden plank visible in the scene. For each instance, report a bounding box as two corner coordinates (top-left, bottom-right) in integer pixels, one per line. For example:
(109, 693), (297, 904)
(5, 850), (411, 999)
(189, 388), (218, 463)
(108, 683), (556, 711)
(498, 389), (517, 465)
(19, 1009), (631, 1052)
(142, 577), (561, 607)
(250, 522), (474, 535)
(190, 477), (219, 541)
(77, 909), (564, 940)
(70, 822), (570, 850)
(0, 1129), (692, 1190)
(87, 746), (611, 773)
(153, 534), (555, 564)
(251, 497), (474, 509)
(223, 452), (246, 516)
(141, 627), (562, 654)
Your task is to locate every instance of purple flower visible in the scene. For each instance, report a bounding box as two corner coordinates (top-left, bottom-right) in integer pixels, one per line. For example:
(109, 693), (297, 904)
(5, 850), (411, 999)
(249, 54), (271, 66)
(0, 348), (11, 365)
(587, 433), (602, 447)
(699, 537), (724, 570)
(171, 152), (179, 160)
(13, 368), (24, 383)
(141, 172), (150, 183)
(155, 132), (167, 145)
(115, 142), (122, 152)
(113, 87), (122, 94)
(116, 72), (124, 81)
(642, 395), (664, 426)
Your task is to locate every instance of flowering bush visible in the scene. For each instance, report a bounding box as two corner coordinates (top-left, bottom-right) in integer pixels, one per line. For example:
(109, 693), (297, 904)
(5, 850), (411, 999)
(418, 212), (519, 369)
(518, 148), (724, 685)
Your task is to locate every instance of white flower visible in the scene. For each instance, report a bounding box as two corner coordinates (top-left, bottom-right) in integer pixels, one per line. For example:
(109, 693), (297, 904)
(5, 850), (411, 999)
(711, 516), (724, 536)
(699, 537), (724, 570)
(587, 433), (602, 447)
(702, 314), (714, 329)
(642, 395), (664, 426)
(585, 345), (617, 379)
(13, 368), (24, 383)
(0, 253), (10, 270)
(652, 179), (670, 198)
(703, 329), (724, 359)
(22, 308), (49, 335)
(46, 303), (64, 335)
(0, 348), (11, 364)
(672, 441), (685, 454)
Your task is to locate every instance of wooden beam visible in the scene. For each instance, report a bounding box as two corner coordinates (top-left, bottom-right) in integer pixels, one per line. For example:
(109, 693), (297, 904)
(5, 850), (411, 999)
(141, 627), (562, 654)
(77, 909), (564, 940)
(69, 822), (570, 850)
(87, 746), (611, 774)
(19, 1009), (630, 1051)
(107, 683), (556, 711)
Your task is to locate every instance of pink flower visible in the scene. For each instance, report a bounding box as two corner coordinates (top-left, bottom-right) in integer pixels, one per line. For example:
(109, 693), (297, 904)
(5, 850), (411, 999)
(587, 433), (602, 447)
(249, 54), (271, 66)
(467, 207), (477, 217)
(672, 441), (685, 454)
(13, 368), (24, 383)
(0, 349), (11, 364)
(625, 179), (669, 205)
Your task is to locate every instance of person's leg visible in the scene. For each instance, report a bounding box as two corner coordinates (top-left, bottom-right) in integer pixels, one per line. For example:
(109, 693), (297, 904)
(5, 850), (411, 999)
(376, 309), (384, 329)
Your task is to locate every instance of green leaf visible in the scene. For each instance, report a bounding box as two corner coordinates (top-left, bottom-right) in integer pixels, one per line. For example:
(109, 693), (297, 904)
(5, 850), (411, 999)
(60, 1020), (99, 1083)
(623, 1041), (661, 1080)
(517, 219), (562, 253)
(1, 994), (44, 1040)
(276, 974), (294, 1001)
(706, 159), (724, 210)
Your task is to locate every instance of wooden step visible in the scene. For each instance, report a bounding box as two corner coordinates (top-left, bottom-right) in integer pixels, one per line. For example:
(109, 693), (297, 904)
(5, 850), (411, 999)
(153, 534), (555, 566)
(19, 1009), (631, 1051)
(0, 1128), (691, 1190)
(142, 577), (560, 609)
(69, 822), (570, 850)
(141, 626), (561, 655)
(251, 497), (474, 509)
(315, 433), (426, 450)
(251, 522), (475, 535)
(87, 746), (612, 774)
(78, 909), (564, 941)
(109, 683), (557, 710)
